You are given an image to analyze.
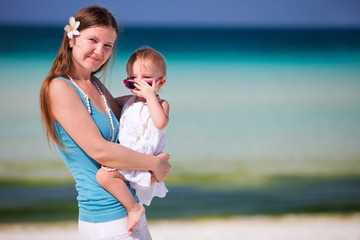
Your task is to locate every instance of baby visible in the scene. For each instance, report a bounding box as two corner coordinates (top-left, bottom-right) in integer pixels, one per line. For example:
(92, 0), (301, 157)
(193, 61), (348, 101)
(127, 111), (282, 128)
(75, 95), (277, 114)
(97, 46), (170, 235)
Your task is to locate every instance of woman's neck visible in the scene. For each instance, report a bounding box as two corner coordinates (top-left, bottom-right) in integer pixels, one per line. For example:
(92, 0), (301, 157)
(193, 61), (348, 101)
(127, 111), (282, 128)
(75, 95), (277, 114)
(69, 67), (92, 81)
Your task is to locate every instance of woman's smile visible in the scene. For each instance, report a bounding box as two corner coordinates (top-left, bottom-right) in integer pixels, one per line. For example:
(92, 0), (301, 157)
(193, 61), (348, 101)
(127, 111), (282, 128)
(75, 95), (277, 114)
(88, 55), (102, 63)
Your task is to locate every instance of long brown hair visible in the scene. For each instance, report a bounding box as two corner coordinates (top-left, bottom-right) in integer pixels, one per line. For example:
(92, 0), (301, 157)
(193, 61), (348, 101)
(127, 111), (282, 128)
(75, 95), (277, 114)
(39, 5), (119, 148)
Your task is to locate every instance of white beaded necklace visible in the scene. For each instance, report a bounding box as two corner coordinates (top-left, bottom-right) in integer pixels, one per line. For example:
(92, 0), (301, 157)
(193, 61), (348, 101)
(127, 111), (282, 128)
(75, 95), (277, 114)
(119, 95), (151, 148)
(68, 75), (115, 142)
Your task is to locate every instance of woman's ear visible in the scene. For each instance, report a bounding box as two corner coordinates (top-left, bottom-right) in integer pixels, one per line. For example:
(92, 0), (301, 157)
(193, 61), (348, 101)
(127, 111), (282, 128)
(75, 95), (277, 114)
(68, 37), (74, 48)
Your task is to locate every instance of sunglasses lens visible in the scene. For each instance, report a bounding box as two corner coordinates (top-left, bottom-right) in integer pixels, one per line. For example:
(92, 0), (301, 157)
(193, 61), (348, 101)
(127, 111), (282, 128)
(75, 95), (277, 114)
(126, 81), (136, 89)
(124, 79), (157, 89)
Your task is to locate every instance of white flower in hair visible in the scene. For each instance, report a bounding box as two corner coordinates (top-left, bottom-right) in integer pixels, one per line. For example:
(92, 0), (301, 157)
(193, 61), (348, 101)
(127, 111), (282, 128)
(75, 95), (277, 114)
(64, 16), (80, 39)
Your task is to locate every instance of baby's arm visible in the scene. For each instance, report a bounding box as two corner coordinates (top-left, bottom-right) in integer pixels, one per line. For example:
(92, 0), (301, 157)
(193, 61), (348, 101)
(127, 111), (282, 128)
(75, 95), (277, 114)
(147, 97), (170, 130)
(134, 80), (170, 129)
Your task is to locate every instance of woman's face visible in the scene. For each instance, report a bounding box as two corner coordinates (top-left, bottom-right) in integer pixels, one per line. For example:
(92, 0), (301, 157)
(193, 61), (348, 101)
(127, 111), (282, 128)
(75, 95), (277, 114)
(70, 26), (117, 75)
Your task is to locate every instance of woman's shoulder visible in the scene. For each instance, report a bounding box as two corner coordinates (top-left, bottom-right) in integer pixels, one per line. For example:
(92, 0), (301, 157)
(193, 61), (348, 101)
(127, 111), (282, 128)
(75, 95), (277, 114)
(48, 77), (78, 99)
(49, 77), (71, 90)
(116, 95), (133, 108)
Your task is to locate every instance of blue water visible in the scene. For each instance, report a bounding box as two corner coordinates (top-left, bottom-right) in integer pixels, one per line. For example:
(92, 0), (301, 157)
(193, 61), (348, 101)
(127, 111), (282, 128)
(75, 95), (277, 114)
(1, 26), (360, 163)
(2, 176), (360, 222)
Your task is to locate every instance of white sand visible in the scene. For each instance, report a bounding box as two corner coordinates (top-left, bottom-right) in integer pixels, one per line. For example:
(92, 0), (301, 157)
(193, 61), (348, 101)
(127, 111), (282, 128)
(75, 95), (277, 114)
(0, 214), (359, 240)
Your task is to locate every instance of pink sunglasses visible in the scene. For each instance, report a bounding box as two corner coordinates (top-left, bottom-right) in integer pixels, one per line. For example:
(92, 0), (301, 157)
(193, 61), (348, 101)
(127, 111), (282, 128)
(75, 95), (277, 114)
(123, 78), (162, 90)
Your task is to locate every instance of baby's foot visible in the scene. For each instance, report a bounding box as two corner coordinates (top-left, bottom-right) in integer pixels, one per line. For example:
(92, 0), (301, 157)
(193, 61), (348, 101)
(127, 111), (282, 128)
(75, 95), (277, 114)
(128, 204), (145, 235)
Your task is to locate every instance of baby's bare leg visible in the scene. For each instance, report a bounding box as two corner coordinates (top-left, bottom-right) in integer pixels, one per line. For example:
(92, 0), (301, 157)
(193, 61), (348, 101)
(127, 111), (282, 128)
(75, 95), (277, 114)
(96, 167), (145, 235)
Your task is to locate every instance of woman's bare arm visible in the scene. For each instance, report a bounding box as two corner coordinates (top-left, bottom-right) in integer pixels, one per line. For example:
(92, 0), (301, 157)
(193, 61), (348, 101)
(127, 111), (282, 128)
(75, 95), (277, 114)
(49, 78), (170, 181)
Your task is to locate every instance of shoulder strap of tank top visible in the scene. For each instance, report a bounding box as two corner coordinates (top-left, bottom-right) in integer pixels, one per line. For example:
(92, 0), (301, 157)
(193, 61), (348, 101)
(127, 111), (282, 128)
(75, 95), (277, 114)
(56, 76), (82, 95)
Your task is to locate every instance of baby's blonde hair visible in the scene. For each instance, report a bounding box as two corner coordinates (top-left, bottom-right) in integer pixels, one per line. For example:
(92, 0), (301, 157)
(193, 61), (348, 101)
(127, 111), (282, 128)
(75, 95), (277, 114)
(126, 46), (167, 77)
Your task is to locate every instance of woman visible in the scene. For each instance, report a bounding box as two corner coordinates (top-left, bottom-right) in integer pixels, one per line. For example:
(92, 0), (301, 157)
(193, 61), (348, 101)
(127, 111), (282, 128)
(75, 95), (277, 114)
(39, 5), (170, 240)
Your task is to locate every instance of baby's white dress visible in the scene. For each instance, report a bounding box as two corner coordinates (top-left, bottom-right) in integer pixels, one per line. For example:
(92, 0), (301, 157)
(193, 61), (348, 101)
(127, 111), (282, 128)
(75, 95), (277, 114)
(118, 96), (168, 206)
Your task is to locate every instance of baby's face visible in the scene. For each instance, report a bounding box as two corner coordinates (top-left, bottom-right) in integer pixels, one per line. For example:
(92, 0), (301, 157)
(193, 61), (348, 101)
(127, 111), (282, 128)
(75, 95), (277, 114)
(123, 59), (164, 95)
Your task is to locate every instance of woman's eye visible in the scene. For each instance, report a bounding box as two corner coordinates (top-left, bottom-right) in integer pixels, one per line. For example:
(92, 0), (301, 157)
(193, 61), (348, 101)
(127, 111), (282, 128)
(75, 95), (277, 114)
(105, 44), (113, 48)
(89, 38), (97, 42)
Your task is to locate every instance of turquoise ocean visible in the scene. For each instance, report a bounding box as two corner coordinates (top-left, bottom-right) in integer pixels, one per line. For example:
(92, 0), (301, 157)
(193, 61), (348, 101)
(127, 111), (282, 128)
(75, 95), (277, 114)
(1, 26), (360, 221)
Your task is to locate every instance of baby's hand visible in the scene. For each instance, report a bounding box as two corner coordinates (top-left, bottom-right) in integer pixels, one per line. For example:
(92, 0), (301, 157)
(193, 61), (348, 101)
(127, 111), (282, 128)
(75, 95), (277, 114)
(132, 79), (157, 100)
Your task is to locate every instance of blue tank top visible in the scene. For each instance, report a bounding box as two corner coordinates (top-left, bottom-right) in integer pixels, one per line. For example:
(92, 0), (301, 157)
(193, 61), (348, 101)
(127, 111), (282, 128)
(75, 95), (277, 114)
(54, 77), (137, 223)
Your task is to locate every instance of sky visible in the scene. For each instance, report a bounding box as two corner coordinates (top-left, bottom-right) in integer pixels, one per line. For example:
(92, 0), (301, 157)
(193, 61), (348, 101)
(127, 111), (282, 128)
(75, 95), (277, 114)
(0, 0), (360, 28)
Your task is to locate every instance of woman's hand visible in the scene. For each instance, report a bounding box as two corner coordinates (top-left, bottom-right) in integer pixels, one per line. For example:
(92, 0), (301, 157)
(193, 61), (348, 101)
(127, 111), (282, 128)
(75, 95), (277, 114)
(152, 152), (171, 182)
